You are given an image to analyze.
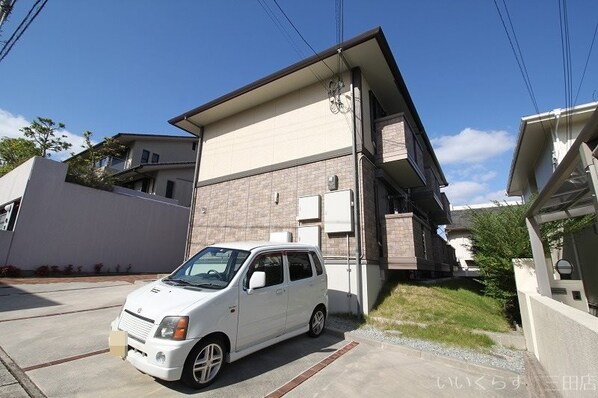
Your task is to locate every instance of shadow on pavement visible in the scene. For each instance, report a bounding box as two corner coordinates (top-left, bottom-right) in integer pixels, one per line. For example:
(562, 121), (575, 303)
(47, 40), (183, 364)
(156, 332), (343, 394)
(0, 284), (60, 312)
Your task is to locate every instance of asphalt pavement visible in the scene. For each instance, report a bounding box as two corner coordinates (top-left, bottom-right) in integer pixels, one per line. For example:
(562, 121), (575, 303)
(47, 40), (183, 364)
(0, 277), (534, 398)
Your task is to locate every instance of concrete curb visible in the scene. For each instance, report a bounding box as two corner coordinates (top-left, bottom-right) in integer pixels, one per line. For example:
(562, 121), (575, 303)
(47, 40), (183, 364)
(325, 326), (523, 379)
(0, 345), (45, 398)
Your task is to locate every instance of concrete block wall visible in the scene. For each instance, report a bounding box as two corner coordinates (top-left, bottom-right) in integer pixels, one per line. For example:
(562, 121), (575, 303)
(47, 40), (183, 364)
(514, 258), (598, 397)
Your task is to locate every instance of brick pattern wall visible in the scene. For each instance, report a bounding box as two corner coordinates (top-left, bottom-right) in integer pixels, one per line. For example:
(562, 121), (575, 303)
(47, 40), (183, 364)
(360, 158), (380, 262)
(188, 155), (361, 258)
(382, 213), (416, 258)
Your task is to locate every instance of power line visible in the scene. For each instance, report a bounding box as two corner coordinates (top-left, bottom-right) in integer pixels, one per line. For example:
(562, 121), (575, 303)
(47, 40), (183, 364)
(256, 0), (306, 60)
(558, 0), (573, 137)
(493, 0), (541, 115)
(574, 20), (598, 105)
(0, 0), (48, 64)
(271, 0), (335, 75)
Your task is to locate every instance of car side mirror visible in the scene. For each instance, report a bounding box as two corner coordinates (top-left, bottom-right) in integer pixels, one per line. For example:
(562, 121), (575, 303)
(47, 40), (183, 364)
(247, 271), (266, 294)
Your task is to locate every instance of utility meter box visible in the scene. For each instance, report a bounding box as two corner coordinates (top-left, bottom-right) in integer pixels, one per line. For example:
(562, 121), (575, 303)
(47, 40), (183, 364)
(324, 190), (353, 233)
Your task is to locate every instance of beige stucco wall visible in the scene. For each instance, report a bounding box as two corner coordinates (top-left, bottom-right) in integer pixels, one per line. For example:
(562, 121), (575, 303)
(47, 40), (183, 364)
(198, 75), (353, 182)
(1, 157), (189, 272)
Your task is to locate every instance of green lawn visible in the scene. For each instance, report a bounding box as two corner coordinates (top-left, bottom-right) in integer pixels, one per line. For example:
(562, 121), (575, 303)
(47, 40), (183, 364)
(367, 278), (512, 350)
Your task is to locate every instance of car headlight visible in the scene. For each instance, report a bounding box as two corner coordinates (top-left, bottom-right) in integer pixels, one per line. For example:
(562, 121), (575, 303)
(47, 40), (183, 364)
(155, 316), (189, 340)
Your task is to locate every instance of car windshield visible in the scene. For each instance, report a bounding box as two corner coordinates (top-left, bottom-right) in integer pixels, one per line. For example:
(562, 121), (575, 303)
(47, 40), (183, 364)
(166, 246), (250, 289)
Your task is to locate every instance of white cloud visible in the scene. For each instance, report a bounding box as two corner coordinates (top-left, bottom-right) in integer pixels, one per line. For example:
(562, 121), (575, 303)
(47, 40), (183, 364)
(0, 108), (88, 160)
(443, 181), (487, 206)
(432, 128), (515, 165)
(0, 109), (29, 138)
(443, 183), (520, 206)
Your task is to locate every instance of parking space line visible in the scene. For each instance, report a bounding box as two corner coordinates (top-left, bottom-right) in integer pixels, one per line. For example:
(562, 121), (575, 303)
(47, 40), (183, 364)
(0, 304), (122, 323)
(265, 340), (359, 398)
(22, 349), (110, 372)
(11, 283), (132, 296)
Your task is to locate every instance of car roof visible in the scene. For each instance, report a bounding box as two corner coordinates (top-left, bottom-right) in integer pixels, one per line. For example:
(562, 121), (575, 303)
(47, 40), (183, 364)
(208, 241), (318, 252)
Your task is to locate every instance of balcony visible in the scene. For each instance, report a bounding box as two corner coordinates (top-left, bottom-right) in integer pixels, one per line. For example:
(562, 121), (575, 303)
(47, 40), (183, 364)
(431, 192), (452, 225)
(411, 167), (442, 214)
(380, 211), (455, 275)
(374, 114), (425, 188)
(431, 233), (455, 273)
(95, 156), (128, 173)
(381, 212), (434, 271)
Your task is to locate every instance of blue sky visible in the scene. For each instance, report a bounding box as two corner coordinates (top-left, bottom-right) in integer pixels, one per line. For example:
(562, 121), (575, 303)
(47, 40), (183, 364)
(1, 1), (598, 206)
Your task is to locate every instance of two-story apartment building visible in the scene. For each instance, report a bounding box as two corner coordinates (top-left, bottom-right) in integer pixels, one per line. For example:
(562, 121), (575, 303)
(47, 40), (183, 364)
(169, 28), (454, 314)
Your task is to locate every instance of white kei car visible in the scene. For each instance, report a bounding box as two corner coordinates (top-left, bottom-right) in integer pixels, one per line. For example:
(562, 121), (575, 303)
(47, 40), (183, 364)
(110, 241), (328, 389)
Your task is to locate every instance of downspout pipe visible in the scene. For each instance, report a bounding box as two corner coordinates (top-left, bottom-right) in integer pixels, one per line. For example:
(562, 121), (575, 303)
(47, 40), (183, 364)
(350, 67), (364, 316)
(182, 118), (204, 260)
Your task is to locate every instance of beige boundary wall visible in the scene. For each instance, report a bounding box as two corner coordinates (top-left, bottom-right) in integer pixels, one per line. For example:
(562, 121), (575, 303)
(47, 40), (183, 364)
(0, 157), (189, 273)
(514, 259), (598, 397)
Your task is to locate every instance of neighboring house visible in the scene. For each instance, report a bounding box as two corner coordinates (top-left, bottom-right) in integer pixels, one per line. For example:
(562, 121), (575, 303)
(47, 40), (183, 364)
(0, 156), (190, 272)
(446, 204), (492, 276)
(507, 101), (598, 313)
(507, 102), (598, 394)
(71, 133), (198, 206)
(168, 28), (455, 314)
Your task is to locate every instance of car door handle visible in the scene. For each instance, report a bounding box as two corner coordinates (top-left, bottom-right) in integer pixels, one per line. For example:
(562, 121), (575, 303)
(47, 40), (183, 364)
(276, 288), (284, 295)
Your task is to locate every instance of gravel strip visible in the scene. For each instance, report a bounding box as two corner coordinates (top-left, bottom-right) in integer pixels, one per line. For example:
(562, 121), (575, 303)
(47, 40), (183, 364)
(327, 315), (525, 374)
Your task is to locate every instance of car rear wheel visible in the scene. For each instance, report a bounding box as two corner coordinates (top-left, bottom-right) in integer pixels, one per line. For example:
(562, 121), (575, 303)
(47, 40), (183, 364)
(307, 306), (326, 337)
(181, 337), (226, 389)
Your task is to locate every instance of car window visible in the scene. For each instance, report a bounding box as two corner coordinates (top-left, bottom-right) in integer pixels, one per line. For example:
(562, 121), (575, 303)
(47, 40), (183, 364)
(288, 252), (313, 281)
(167, 247), (249, 289)
(310, 252), (324, 275)
(244, 253), (283, 288)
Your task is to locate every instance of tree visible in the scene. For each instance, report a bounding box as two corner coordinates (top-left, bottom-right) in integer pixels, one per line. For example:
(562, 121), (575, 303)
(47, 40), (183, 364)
(0, 137), (41, 176)
(66, 131), (126, 190)
(20, 117), (71, 157)
(469, 200), (595, 323)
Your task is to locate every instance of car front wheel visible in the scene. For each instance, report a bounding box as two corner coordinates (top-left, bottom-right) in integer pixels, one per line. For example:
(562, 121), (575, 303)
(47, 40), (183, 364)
(181, 337), (226, 389)
(308, 306), (326, 337)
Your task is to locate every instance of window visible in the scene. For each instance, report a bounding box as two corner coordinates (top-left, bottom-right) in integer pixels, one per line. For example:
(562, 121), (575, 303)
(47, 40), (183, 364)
(310, 252), (324, 276)
(151, 153), (160, 163)
(288, 252), (313, 281)
(192, 142), (197, 151)
(141, 178), (151, 193)
(244, 253), (283, 288)
(141, 149), (150, 164)
(165, 180), (175, 198)
(0, 200), (19, 231)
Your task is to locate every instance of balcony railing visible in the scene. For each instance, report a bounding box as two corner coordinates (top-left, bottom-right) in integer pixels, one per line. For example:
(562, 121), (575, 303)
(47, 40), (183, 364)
(95, 156), (127, 173)
(374, 114), (425, 188)
(381, 211), (454, 273)
(412, 167), (443, 213)
(381, 212), (432, 268)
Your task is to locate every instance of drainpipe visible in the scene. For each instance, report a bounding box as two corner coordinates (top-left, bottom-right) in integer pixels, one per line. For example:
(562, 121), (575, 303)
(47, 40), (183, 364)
(183, 118), (204, 260)
(552, 109), (562, 170)
(350, 67), (364, 316)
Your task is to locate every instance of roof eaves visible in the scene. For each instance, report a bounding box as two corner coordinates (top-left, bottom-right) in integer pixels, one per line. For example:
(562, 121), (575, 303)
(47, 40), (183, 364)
(168, 27), (382, 126)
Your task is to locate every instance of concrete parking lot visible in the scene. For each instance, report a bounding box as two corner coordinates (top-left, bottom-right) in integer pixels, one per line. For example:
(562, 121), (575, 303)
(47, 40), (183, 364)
(0, 278), (531, 397)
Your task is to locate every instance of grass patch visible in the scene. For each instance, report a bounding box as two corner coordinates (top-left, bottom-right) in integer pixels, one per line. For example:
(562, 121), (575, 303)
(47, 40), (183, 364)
(368, 278), (511, 350)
